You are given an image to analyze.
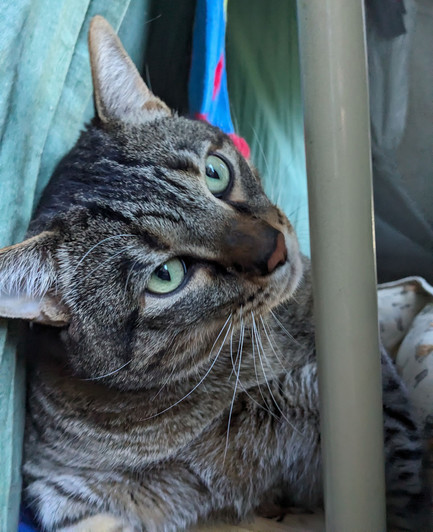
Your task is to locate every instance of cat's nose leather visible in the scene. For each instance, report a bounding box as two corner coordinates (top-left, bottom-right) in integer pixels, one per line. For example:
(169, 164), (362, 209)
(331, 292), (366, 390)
(222, 220), (288, 276)
(267, 232), (287, 273)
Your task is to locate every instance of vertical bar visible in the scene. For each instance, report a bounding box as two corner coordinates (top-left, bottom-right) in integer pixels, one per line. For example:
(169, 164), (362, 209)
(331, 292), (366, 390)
(296, 1), (386, 531)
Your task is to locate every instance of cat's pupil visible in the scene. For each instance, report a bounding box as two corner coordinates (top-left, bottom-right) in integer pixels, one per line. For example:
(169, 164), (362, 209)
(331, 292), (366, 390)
(156, 265), (171, 282)
(206, 164), (220, 180)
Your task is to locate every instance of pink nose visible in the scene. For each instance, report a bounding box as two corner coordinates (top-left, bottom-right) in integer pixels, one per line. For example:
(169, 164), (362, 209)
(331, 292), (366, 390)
(267, 232), (288, 273)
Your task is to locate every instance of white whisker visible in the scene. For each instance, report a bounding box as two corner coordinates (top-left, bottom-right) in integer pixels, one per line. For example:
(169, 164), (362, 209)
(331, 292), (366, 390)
(140, 314), (233, 421)
(224, 322), (243, 463)
(78, 246), (130, 284)
(229, 307), (244, 379)
(236, 319), (279, 420)
(252, 312), (302, 435)
(250, 125), (271, 179)
(269, 309), (301, 347)
(260, 316), (289, 373)
(150, 364), (177, 401)
(63, 245), (131, 301)
(82, 359), (132, 381)
(250, 316), (274, 414)
(228, 319), (235, 380)
(124, 258), (140, 293)
(73, 234), (136, 274)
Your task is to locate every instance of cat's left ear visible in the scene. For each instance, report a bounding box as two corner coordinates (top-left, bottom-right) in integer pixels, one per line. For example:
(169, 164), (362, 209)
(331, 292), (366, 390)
(88, 15), (171, 125)
(0, 232), (69, 326)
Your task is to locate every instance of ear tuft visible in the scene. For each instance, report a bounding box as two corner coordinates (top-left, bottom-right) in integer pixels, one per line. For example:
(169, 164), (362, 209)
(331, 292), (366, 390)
(0, 233), (56, 298)
(88, 15), (171, 125)
(0, 232), (69, 326)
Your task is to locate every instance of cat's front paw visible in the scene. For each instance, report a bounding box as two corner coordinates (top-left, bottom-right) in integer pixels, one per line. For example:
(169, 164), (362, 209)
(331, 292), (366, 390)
(58, 513), (135, 532)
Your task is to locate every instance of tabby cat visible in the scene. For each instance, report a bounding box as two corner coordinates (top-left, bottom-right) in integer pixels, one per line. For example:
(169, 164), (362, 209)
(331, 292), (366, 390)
(0, 16), (428, 532)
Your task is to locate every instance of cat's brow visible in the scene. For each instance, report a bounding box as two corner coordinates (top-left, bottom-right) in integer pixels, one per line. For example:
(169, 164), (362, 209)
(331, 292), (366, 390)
(209, 132), (226, 152)
(163, 156), (201, 176)
(152, 168), (192, 194)
(79, 202), (169, 249)
(81, 201), (138, 226)
(119, 257), (150, 277)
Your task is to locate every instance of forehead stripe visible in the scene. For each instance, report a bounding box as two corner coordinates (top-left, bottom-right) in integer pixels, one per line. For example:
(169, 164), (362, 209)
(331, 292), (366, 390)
(81, 202), (166, 250)
(152, 168), (191, 195)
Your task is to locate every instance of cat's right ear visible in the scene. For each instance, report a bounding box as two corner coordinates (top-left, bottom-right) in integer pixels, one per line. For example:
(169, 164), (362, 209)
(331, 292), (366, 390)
(0, 232), (69, 326)
(88, 15), (171, 125)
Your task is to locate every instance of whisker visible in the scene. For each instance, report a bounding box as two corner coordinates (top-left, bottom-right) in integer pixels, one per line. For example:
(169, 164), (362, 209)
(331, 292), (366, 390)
(252, 315), (280, 381)
(224, 323), (243, 463)
(79, 247), (131, 284)
(236, 315), (245, 369)
(260, 316), (289, 373)
(63, 246), (131, 300)
(235, 375), (280, 420)
(229, 307), (244, 379)
(82, 359), (132, 381)
(250, 316), (275, 415)
(140, 314), (233, 421)
(269, 309), (301, 347)
(286, 204), (307, 221)
(236, 319), (279, 420)
(73, 234), (136, 274)
(252, 312), (302, 435)
(259, 317), (289, 395)
(228, 319), (235, 380)
(150, 364), (177, 401)
(144, 13), (162, 26)
(250, 125), (271, 178)
(124, 258), (140, 293)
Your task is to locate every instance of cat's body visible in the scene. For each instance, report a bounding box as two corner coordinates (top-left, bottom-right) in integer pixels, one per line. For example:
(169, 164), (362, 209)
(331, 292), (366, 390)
(0, 16), (428, 532)
(21, 275), (427, 532)
(24, 278), (321, 531)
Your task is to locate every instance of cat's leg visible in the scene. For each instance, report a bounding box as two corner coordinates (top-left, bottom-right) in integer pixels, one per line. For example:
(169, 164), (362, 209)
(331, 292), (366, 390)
(380, 347), (430, 531)
(58, 513), (133, 532)
(181, 362), (323, 520)
(24, 464), (212, 532)
(24, 470), (137, 532)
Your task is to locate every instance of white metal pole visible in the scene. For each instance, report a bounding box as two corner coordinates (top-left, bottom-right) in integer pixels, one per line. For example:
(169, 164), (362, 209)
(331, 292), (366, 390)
(296, 1), (386, 530)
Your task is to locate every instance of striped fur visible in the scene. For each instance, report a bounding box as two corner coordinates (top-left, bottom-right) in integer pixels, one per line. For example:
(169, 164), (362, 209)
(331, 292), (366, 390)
(381, 349), (429, 529)
(1, 16), (429, 532)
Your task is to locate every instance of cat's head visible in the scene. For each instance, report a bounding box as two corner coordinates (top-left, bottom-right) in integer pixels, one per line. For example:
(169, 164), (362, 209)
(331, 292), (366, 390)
(0, 16), (302, 389)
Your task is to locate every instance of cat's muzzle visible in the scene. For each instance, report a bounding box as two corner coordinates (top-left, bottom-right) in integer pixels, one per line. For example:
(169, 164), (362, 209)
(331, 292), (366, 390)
(221, 219), (288, 277)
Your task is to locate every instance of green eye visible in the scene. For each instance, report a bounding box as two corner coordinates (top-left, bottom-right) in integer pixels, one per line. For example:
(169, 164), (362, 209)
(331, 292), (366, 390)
(147, 258), (186, 294)
(205, 155), (231, 195)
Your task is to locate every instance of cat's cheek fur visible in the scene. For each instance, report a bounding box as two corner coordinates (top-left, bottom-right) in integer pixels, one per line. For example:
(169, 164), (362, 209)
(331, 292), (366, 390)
(283, 230), (303, 296)
(262, 229), (303, 310)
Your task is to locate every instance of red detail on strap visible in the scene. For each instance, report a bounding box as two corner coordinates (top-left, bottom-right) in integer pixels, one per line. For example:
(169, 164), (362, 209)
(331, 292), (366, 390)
(229, 133), (251, 159)
(213, 54), (224, 100)
(195, 112), (209, 122)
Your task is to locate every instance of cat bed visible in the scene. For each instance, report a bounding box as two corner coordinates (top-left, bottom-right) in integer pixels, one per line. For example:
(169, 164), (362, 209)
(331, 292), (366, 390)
(378, 275), (433, 499)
